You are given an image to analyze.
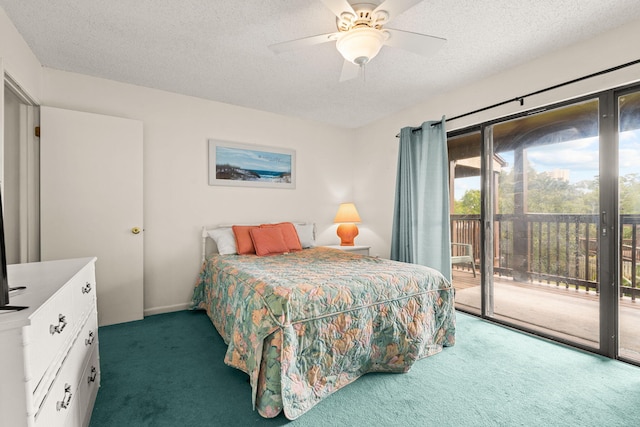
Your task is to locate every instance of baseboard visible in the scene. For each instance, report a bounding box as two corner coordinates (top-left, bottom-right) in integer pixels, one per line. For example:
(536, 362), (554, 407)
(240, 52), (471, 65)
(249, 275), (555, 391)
(144, 302), (191, 317)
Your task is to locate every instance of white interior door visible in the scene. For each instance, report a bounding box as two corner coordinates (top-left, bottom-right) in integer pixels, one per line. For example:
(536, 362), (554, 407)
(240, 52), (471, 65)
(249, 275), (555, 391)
(40, 106), (143, 326)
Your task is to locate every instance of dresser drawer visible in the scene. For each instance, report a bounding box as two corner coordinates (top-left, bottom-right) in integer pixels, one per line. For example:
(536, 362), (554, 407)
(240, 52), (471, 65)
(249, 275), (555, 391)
(72, 263), (97, 321)
(34, 312), (99, 427)
(76, 344), (100, 427)
(34, 327), (86, 427)
(33, 308), (98, 412)
(76, 311), (98, 372)
(27, 282), (76, 395)
(80, 314), (99, 358)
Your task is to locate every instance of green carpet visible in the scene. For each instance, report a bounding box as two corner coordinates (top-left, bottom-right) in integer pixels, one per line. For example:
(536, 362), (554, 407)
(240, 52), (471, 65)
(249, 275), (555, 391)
(89, 310), (640, 426)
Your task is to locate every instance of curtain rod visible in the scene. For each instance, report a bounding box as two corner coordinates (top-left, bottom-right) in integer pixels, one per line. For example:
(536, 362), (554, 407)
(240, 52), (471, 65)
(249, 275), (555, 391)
(395, 57), (640, 138)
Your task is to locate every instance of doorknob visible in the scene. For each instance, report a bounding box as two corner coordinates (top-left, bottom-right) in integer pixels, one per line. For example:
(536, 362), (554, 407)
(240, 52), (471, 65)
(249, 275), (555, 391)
(131, 227), (142, 235)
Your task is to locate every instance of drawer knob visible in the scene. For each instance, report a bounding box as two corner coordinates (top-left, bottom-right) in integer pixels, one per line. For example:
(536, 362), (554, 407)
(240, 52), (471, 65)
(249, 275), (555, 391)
(81, 282), (92, 294)
(49, 314), (68, 335)
(88, 366), (98, 384)
(56, 384), (73, 411)
(85, 330), (95, 346)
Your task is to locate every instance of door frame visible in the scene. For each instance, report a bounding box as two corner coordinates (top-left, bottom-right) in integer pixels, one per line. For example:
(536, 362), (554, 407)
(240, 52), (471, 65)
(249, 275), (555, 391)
(3, 68), (40, 263)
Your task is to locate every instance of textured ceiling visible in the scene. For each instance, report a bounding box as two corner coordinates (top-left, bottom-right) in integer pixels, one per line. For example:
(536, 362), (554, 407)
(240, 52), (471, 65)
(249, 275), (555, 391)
(2, 1), (640, 129)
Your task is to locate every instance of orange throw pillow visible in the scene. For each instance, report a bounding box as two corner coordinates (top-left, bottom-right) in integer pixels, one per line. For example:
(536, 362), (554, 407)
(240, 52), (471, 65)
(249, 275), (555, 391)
(232, 225), (258, 255)
(261, 222), (302, 252)
(250, 227), (289, 256)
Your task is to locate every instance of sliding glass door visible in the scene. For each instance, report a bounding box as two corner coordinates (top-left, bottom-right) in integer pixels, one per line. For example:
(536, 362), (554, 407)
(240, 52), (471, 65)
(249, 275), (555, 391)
(489, 99), (602, 348)
(618, 89), (640, 362)
(449, 85), (640, 363)
(449, 130), (482, 314)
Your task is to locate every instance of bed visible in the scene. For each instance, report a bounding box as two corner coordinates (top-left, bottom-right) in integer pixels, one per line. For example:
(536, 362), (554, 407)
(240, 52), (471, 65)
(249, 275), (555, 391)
(191, 224), (456, 419)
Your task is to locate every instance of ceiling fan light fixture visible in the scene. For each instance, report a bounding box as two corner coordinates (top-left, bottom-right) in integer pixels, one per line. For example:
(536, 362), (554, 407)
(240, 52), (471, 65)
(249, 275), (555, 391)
(336, 27), (386, 66)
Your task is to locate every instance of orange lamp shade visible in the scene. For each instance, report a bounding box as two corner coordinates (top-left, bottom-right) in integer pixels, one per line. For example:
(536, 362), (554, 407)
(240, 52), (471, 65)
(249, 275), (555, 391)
(333, 203), (361, 246)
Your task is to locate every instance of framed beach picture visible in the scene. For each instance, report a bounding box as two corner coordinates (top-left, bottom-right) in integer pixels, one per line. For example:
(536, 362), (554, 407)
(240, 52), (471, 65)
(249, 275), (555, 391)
(208, 140), (296, 189)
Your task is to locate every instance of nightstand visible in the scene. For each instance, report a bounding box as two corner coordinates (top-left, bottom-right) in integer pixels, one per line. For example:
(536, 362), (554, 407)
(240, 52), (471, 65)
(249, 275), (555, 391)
(323, 245), (370, 256)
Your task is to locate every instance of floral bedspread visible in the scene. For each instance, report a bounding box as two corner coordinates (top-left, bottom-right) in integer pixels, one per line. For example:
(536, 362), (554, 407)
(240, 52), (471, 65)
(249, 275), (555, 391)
(191, 247), (455, 419)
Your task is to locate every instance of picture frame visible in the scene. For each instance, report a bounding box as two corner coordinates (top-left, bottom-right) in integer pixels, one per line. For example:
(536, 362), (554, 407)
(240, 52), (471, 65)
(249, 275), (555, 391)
(208, 139), (296, 189)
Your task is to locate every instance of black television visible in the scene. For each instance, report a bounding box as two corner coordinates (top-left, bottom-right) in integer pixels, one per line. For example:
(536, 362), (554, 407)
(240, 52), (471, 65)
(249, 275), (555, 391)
(0, 186), (26, 311)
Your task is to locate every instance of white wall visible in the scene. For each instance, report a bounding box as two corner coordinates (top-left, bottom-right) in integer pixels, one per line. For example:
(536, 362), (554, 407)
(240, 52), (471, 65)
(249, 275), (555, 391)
(0, 7), (42, 102)
(354, 17), (640, 258)
(41, 69), (355, 314)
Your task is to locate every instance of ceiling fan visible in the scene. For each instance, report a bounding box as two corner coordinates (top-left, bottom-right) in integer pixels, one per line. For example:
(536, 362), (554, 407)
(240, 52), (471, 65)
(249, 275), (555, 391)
(268, 0), (446, 81)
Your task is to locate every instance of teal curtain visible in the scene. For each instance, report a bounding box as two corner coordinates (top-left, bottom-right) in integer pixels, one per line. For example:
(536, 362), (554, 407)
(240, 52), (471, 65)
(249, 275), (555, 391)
(391, 118), (452, 281)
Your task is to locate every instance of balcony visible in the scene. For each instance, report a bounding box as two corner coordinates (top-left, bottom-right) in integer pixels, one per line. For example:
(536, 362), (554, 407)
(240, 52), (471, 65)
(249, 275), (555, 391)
(451, 213), (640, 356)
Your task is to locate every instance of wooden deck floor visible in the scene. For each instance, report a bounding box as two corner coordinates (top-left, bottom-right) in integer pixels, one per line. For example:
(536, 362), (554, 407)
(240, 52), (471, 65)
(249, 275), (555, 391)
(451, 267), (640, 360)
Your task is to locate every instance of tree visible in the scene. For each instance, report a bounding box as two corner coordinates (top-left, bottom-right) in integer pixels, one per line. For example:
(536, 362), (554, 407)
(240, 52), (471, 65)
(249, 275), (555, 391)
(454, 189), (481, 214)
(455, 165), (637, 216)
(620, 173), (640, 214)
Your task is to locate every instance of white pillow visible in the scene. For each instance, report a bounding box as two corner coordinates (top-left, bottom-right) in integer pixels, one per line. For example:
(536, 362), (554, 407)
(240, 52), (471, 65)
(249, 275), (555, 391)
(207, 227), (237, 255)
(294, 223), (316, 248)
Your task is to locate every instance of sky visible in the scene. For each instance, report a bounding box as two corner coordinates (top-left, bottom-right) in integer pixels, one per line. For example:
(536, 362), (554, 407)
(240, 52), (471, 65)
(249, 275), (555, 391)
(454, 129), (640, 201)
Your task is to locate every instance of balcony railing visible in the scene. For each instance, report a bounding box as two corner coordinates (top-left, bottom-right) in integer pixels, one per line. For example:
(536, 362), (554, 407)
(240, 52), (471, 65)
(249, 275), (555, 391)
(451, 213), (640, 301)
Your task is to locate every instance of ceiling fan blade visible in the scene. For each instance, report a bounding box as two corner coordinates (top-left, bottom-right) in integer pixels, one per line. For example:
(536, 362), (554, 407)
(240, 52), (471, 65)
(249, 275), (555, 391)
(268, 32), (339, 54)
(320, 0), (356, 18)
(339, 60), (360, 82)
(384, 28), (446, 57)
(373, 0), (424, 21)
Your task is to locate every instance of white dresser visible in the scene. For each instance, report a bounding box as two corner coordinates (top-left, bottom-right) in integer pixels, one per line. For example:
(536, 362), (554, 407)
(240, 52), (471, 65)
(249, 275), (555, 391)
(0, 258), (100, 427)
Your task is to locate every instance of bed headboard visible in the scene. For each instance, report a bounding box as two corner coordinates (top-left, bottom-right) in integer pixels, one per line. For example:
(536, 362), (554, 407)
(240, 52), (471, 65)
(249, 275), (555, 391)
(201, 223), (316, 263)
(201, 226), (209, 263)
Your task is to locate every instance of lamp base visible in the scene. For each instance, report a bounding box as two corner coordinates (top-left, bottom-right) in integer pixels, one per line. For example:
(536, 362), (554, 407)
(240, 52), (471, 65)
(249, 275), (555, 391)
(337, 223), (359, 246)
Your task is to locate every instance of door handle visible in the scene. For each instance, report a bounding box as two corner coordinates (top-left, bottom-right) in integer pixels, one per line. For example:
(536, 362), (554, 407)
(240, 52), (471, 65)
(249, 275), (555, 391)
(131, 227), (142, 235)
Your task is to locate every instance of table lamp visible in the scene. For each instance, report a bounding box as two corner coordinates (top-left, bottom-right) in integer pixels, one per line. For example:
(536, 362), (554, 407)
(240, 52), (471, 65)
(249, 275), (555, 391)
(333, 203), (361, 246)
